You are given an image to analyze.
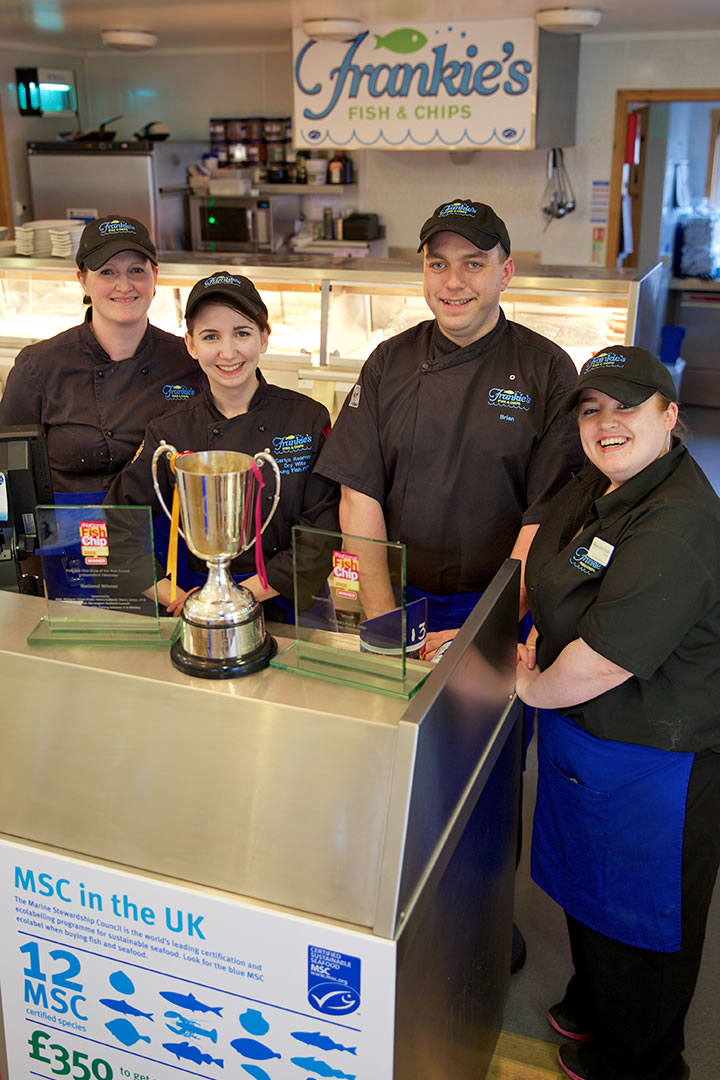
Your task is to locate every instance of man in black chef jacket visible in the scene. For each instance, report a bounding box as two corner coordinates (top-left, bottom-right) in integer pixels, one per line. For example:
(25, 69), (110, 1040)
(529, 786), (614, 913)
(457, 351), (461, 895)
(315, 198), (582, 653)
(315, 198), (583, 973)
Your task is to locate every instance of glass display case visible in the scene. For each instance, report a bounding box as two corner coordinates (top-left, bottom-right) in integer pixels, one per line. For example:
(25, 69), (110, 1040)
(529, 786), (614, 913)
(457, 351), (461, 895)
(0, 256), (667, 410)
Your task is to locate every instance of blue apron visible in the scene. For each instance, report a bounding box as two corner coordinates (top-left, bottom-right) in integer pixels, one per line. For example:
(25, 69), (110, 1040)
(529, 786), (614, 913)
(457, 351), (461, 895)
(531, 709), (693, 951)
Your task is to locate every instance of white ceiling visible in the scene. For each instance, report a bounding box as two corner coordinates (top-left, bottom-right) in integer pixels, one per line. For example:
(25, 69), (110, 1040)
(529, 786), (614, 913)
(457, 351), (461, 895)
(1, 0), (719, 52)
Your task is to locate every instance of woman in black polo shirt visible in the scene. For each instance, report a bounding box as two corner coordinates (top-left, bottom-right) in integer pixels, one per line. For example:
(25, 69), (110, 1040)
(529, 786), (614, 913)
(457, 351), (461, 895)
(0, 215), (202, 499)
(516, 346), (720, 1080)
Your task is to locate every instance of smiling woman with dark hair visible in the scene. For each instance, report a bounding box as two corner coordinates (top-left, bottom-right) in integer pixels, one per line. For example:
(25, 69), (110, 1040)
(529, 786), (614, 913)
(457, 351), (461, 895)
(0, 214), (203, 499)
(516, 346), (720, 1080)
(104, 271), (338, 615)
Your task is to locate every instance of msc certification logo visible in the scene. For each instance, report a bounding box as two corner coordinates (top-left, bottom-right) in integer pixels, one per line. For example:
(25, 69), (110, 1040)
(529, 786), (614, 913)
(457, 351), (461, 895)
(308, 945), (361, 1015)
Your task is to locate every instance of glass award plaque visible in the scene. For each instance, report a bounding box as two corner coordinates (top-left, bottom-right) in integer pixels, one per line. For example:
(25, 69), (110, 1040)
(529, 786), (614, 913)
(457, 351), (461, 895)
(27, 505), (179, 647)
(270, 525), (432, 699)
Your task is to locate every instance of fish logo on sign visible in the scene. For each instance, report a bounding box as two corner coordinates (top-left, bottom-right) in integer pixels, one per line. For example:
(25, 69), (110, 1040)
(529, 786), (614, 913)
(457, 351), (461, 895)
(373, 28), (428, 53)
(308, 982), (361, 1015)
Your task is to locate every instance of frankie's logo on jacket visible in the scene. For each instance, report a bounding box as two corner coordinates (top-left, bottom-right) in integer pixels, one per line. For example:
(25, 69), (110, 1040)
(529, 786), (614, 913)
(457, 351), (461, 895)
(570, 546), (604, 576)
(162, 384), (196, 401)
(272, 433), (312, 455)
(488, 386), (531, 410)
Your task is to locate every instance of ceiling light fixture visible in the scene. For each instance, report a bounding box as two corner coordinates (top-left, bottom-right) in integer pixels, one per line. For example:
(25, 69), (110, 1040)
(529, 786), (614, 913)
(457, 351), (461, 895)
(302, 19), (363, 40)
(101, 29), (158, 51)
(535, 8), (602, 33)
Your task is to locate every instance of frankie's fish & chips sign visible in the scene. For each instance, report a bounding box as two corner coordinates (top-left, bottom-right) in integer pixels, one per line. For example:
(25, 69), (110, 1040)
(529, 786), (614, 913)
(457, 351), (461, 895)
(293, 19), (538, 150)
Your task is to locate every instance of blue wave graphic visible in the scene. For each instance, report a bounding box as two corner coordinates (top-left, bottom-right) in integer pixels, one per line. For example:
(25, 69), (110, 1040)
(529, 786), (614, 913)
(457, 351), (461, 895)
(299, 127), (527, 147)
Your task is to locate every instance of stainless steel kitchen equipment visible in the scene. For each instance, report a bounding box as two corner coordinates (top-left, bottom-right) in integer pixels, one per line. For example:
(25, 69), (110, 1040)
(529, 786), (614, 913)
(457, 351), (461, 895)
(27, 140), (207, 251)
(188, 191), (301, 253)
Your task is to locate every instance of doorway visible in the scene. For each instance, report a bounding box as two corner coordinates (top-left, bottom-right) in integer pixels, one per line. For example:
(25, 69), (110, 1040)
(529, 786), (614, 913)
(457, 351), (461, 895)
(606, 88), (720, 269)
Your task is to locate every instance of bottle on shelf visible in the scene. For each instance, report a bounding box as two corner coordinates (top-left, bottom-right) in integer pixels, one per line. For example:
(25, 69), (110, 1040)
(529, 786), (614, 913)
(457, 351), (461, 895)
(328, 151), (344, 185)
(341, 153), (354, 185)
(296, 151), (308, 184)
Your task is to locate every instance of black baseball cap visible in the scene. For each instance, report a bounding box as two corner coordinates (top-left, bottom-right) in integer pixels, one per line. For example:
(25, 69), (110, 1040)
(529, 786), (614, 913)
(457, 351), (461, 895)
(568, 346), (678, 409)
(184, 272), (268, 325)
(418, 199), (511, 255)
(76, 215), (157, 270)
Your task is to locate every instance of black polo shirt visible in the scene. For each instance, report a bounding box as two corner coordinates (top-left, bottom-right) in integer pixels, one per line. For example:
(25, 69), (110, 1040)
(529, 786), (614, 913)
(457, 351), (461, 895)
(526, 443), (720, 752)
(105, 373), (338, 600)
(0, 313), (204, 493)
(315, 311), (582, 594)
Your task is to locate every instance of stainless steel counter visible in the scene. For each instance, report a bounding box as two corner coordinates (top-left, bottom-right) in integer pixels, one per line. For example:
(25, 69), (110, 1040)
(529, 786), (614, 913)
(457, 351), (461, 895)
(0, 560), (522, 1078)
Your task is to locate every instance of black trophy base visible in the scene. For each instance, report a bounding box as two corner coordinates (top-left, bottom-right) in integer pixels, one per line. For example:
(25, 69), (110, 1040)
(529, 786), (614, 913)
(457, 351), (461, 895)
(170, 633), (277, 680)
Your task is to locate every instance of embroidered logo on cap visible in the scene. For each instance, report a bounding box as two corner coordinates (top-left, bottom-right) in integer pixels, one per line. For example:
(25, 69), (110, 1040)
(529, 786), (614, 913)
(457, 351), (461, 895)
(204, 273), (244, 289)
(99, 219), (137, 236)
(583, 352), (627, 373)
(162, 384), (196, 401)
(439, 201), (476, 218)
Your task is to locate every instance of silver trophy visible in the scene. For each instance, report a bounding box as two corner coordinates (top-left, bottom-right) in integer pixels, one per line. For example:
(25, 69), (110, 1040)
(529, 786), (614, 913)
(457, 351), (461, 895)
(152, 442), (281, 678)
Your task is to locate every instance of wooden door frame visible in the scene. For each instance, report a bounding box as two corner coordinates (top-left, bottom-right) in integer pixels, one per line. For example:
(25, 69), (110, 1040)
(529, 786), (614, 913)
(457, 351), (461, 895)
(607, 88), (720, 267)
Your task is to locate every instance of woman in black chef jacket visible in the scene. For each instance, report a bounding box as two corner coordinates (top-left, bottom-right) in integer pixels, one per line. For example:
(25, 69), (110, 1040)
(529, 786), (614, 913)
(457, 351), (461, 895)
(515, 346), (720, 1080)
(0, 214), (204, 501)
(104, 271), (339, 616)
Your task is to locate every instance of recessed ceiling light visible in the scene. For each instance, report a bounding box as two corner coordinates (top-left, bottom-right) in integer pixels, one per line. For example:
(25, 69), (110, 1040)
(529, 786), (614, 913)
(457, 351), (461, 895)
(302, 19), (363, 40)
(101, 29), (158, 51)
(536, 8), (603, 33)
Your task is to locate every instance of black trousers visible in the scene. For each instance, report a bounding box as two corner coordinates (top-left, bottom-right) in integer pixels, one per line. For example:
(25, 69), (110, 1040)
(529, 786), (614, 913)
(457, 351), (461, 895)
(560, 748), (720, 1080)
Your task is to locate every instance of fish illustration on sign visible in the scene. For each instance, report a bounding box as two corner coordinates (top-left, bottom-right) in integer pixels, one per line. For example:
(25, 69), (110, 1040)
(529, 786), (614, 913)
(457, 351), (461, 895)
(239, 1008), (270, 1035)
(159, 990), (223, 1016)
(291, 1033), (357, 1054)
(290, 1060), (356, 1080)
(241, 1067), (273, 1080)
(230, 1038), (281, 1060)
(164, 1011), (218, 1041)
(163, 1041), (224, 1067)
(373, 29), (427, 54)
(109, 971), (136, 996)
(99, 998), (153, 1020)
(105, 1018), (151, 1047)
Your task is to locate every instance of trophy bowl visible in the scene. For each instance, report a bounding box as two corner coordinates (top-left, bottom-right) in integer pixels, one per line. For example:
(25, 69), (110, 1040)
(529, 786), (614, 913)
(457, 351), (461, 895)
(152, 443), (281, 679)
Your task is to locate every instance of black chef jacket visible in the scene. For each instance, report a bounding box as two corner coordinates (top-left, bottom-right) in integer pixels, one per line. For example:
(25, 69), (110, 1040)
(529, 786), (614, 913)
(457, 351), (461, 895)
(315, 312), (583, 594)
(0, 313), (204, 493)
(105, 373), (339, 600)
(526, 442), (720, 752)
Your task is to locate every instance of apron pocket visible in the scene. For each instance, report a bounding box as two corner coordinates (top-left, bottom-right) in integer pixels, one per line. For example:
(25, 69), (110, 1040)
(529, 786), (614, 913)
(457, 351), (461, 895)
(532, 741), (610, 906)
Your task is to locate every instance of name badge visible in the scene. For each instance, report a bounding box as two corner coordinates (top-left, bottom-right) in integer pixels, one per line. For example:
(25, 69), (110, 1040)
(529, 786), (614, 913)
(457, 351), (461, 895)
(587, 537), (614, 567)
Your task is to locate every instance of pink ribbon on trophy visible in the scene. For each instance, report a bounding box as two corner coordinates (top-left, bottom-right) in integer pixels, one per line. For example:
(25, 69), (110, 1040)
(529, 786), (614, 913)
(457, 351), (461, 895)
(249, 460), (269, 592)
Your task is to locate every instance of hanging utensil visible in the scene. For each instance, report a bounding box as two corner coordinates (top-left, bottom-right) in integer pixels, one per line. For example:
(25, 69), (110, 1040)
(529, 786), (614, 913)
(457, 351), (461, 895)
(557, 148), (576, 214)
(542, 148), (576, 226)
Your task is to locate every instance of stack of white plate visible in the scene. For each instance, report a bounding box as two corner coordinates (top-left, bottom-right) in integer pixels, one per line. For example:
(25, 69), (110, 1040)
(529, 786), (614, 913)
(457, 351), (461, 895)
(49, 224), (85, 258)
(15, 219), (78, 257)
(0, 239), (16, 256)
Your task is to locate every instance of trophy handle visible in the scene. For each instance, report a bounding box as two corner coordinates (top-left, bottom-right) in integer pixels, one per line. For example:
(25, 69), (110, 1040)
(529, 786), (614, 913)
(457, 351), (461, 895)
(243, 449), (281, 551)
(151, 440), (187, 542)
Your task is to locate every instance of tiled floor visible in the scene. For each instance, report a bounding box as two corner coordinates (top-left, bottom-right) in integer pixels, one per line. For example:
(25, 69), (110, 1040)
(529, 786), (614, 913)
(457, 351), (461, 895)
(502, 404), (720, 1079)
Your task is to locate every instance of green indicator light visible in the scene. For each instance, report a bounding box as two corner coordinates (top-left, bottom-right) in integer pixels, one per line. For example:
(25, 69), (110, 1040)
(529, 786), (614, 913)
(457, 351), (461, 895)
(208, 216), (216, 225)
